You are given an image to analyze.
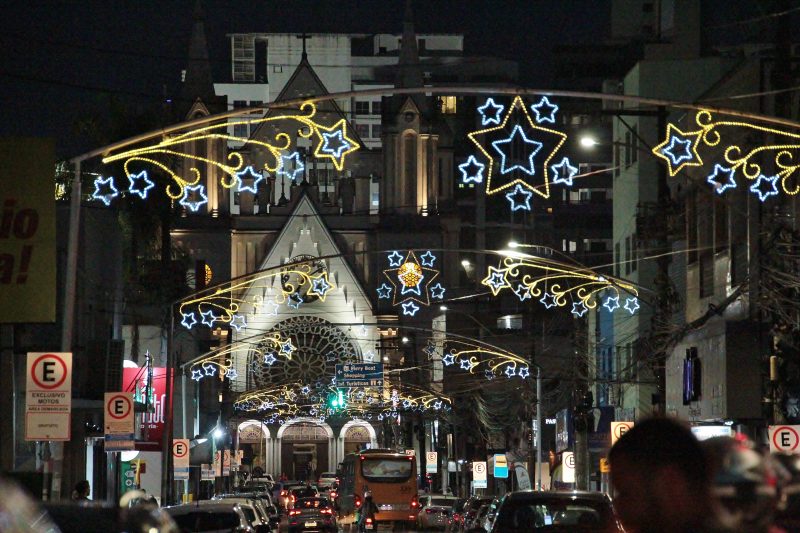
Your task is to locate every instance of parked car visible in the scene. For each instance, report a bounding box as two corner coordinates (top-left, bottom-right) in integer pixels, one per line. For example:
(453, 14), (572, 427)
(287, 497), (337, 532)
(455, 497), (494, 533)
(488, 491), (623, 532)
(209, 496), (276, 532)
(417, 495), (458, 530)
(165, 501), (256, 533)
(465, 503), (493, 533)
(316, 472), (337, 490)
(43, 501), (178, 533)
(444, 498), (468, 532)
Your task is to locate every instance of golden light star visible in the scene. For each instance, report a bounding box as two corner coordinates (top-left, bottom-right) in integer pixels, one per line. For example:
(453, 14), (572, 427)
(651, 123), (704, 177)
(314, 118), (360, 171)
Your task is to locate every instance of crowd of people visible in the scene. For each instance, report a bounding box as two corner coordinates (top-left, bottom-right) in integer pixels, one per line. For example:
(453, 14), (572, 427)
(609, 417), (800, 533)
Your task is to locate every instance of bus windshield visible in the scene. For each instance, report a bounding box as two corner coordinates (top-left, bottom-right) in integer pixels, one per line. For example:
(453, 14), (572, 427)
(361, 458), (413, 483)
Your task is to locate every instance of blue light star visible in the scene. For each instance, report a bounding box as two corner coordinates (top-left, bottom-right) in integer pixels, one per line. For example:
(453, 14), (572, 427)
(301, 386), (310, 395)
(321, 130), (351, 159)
(443, 353), (456, 366)
(287, 293), (303, 309)
(505, 365), (516, 378)
(420, 251), (436, 267)
(191, 369), (204, 381)
(265, 300), (279, 316)
(387, 251), (404, 267)
(478, 97), (505, 125)
(179, 184), (208, 212)
(200, 309), (217, 327)
(364, 351), (375, 362)
(203, 364), (217, 377)
(459, 359), (472, 370)
(235, 165), (265, 194)
(377, 283), (393, 299)
(424, 343), (437, 358)
(551, 157), (578, 187)
(401, 301), (420, 316)
(230, 314), (247, 331)
(400, 272), (424, 296)
(514, 283), (531, 301)
(750, 174), (780, 202)
(571, 301), (588, 318)
(603, 295), (620, 312)
(505, 183), (534, 211)
(518, 366), (530, 379)
(127, 171), (154, 199)
(264, 352), (277, 365)
(181, 312), (197, 329)
(310, 276), (332, 298)
(277, 152), (305, 182)
(624, 297), (640, 314)
(530, 96), (559, 124)
(492, 125), (543, 176)
(485, 369), (495, 380)
(539, 292), (557, 309)
(661, 135), (694, 166)
(91, 176), (118, 206)
(707, 164), (737, 194)
(280, 341), (294, 356)
(430, 283), (446, 299)
(226, 368), (238, 380)
(433, 400), (443, 410)
(458, 155), (486, 184)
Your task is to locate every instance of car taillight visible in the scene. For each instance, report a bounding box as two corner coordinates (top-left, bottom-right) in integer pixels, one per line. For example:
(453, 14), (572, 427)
(280, 490), (287, 497)
(289, 510), (300, 516)
(366, 518), (373, 525)
(321, 508), (333, 515)
(411, 495), (419, 509)
(330, 491), (337, 499)
(355, 495), (362, 508)
(426, 509), (436, 514)
(291, 495), (296, 502)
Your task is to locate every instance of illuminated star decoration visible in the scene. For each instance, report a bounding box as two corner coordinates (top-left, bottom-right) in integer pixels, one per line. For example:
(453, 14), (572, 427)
(478, 97), (505, 126)
(518, 366), (530, 379)
(308, 274), (334, 301)
(387, 251), (404, 267)
(287, 293), (303, 309)
(530, 96), (559, 124)
(459, 359), (472, 370)
(234, 165), (265, 194)
(226, 368), (238, 380)
(603, 295), (620, 312)
(429, 283), (446, 299)
(179, 184), (208, 212)
(551, 157), (578, 187)
(750, 174), (779, 202)
(539, 292), (557, 309)
(314, 119), (360, 171)
(652, 124), (703, 176)
(485, 369), (495, 380)
(459, 155), (486, 184)
(364, 351), (375, 362)
(571, 301), (588, 318)
(265, 300), (279, 316)
(200, 309), (217, 327)
(442, 353), (456, 366)
(383, 250), (442, 315)
(277, 152), (305, 182)
(706, 164), (737, 194)
(127, 170), (154, 199)
(505, 365), (516, 378)
(492, 125), (543, 176)
(514, 283), (531, 301)
(423, 342), (437, 359)
(624, 297), (640, 315)
(401, 301), (420, 316)
(263, 352), (277, 366)
(376, 283), (393, 299)
(482, 266), (510, 296)
(91, 176), (118, 206)
(181, 311), (197, 329)
(191, 369), (204, 381)
(230, 314), (247, 331)
(420, 251), (437, 267)
(203, 364), (217, 377)
(505, 183), (534, 211)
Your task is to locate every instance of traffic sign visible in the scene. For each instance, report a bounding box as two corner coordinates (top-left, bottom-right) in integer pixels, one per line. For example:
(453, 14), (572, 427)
(405, 449), (415, 456)
(600, 457), (610, 474)
(494, 454), (508, 479)
(769, 425), (800, 453)
(611, 421), (634, 446)
(201, 464), (214, 481)
(335, 363), (384, 387)
(223, 449), (231, 476)
(426, 451), (438, 474)
(173, 439), (190, 481)
(562, 452), (576, 483)
(104, 392), (135, 451)
(25, 352), (72, 441)
(473, 461), (487, 489)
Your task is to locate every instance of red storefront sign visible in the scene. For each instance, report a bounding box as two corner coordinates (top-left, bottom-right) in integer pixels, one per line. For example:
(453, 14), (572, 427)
(122, 366), (173, 451)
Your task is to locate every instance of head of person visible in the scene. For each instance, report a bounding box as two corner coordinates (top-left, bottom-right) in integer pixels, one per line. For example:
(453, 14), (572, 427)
(609, 417), (711, 533)
(72, 480), (90, 499)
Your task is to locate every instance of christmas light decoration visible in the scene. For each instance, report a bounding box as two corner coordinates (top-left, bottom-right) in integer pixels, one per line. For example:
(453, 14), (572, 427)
(381, 250), (443, 317)
(308, 273), (333, 301)
(514, 283), (531, 301)
(518, 366), (530, 379)
(91, 176), (118, 205)
(226, 368), (238, 380)
(315, 119), (360, 171)
(571, 301), (588, 318)
(458, 155), (486, 184)
(505, 183), (534, 211)
(652, 124), (703, 177)
(230, 314), (247, 331)
(623, 297), (640, 314)
(530, 96), (559, 124)
(706, 164), (737, 194)
(181, 311), (197, 329)
(539, 292), (557, 309)
(750, 173), (780, 202)
(200, 309), (217, 327)
(603, 295), (620, 312)
(401, 301), (420, 316)
(276, 152), (305, 182)
(127, 170), (154, 199)
(482, 266), (511, 296)
(492, 125), (543, 176)
(442, 353), (456, 366)
(551, 157), (578, 187)
(191, 369), (203, 381)
(264, 352), (277, 366)
(420, 251), (436, 267)
(387, 251), (404, 267)
(478, 98), (505, 126)
(504, 365), (516, 378)
(235, 165), (265, 194)
(429, 283), (446, 299)
(376, 283), (392, 299)
(179, 184), (208, 212)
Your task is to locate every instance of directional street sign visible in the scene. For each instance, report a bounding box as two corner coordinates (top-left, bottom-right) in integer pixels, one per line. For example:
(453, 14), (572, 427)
(473, 461), (487, 489)
(104, 392), (135, 452)
(335, 363), (384, 387)
(25, 352), (72, 441)
(769, 425), (800, 454)
(173, 439), (190, 481)
(494, 453), (508, 479)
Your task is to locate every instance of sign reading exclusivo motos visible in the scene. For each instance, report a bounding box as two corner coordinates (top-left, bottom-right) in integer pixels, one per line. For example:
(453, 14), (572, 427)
(0, 138), (56, 323)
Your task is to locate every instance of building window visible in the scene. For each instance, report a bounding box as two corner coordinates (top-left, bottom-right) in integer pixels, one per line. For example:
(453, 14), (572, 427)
(631, 233), (638, 273)
(272, 64), (283, 73)
(233, 123), (248, 139)
(233, 100), (247, 109)
(371, 124), (381, 139)
(439, 96), (457, 114)
(614, 242), (621, 277)
(356, 124), (369, 139)
(232, 35), (255, 82)
(624, 131), (632, 167)
(355, 101), (370, 115)
(371, 101), (381, 115)
(372, 192), (380, 206)
(624, 236), (631, 275)
(249, 100), (263, 109)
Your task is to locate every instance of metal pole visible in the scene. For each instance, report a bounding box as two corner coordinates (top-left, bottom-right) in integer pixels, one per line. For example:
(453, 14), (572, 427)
(182, 370), (189, 500)
(535, 366), (542, 491)
(161, 309), (175, 505)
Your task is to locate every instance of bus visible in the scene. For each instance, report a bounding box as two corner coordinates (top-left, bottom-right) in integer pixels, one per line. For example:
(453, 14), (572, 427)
(338, 450), (419, 527)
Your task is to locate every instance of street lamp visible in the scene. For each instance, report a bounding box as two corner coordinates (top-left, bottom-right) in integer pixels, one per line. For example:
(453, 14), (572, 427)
(579, 135), (599, 148)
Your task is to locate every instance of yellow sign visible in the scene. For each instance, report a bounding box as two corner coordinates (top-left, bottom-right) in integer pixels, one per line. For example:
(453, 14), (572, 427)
(0, 138), (56, 323)
(600, 458), (610, 473)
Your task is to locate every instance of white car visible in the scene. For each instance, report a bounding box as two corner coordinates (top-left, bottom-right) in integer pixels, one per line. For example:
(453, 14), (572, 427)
(211, 496), (276, 531)
(417, 495), (457, 530)
(317, 472), (337, 489)
(166, 502), (256, 533)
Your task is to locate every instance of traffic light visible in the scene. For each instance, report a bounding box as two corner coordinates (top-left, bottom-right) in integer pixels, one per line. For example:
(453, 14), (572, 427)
(328, 388), (347, 411)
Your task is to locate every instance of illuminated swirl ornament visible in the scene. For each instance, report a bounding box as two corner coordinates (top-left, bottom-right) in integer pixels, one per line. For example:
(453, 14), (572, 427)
(101, 101), (360, 201)
(653, 110), (800, 197)
(380, 250), (443, 317)
(186, 331), (295, 382)
(432, 336), (530, 381)
(482, 254), (639, 316)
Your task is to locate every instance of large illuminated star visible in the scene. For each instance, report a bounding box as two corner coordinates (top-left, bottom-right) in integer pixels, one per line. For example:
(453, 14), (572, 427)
(200, 309), (217, 327)
(235, 165), (265, 194)
(383, 250), (440, 308)
(180, 184), (208, 212)
(706, 164), (737, 194)
(492, 125), (543, 176)
(750, 174), (779, 202)
(505, 184), (534, 211)
(652, 124), (703, 176)
(459, 156), (486, 184)
(478, 98), (505, 125)
(482, 266), (511, 296)
(92, 176), (118, 206)
(551, 157), (578, 187)
(308, 273), (334, 301)
(314, 119), (360, 171)
(277, 152), (305, 182)
(530, 96), (559, 124)
(127, 170), (154, 199)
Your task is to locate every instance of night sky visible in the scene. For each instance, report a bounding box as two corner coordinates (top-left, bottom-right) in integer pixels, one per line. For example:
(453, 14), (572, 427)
(0, 1), (790, 158)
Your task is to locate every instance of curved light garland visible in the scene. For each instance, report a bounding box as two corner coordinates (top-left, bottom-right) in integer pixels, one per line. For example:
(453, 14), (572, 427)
(434, 336), (530, 380)
(188, 332), (296, 382)
(101, 101), (360, 202)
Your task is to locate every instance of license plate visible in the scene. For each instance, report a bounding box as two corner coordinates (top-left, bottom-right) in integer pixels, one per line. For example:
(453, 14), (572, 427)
(365, 524), (374, 530)
(305, 521), (317, 527)
(379, 504), (392, 510)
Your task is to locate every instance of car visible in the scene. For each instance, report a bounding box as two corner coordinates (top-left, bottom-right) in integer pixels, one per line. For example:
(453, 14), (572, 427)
(417, 495), (458, 530)
(316, 472), (337, 490)
(444, 498), (468, 532)
(453, 497), (493, 533)
(43, 501), (179, 533)
(279, 483), (304, 509)
(209, 496), (277, 532)
(287, 497), (337, 532)
(465, 503), (492, 533)
(288, 485), (320, 509)
(488, 491), (623, 532)
(165, 501), (256, 533)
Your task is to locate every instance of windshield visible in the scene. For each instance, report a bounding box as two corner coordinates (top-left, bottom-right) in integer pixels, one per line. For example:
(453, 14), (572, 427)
(297, 498), (331, 508)
(493, 498), (613, 532)
(361, 458), (413, 483)
(170, 511), (239, 531)
(431, 498), (456, 507)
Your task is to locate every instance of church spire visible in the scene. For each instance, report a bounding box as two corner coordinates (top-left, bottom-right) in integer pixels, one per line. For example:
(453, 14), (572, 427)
(397, 0), (424, 90)
(179, 0), (218, 117)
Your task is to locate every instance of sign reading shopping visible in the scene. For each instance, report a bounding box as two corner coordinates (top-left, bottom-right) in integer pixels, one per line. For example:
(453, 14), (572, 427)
(25, 352), (72, 441)
(335, 363), (384, 387)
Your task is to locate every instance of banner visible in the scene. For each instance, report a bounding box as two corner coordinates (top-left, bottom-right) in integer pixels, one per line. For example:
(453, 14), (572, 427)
(0, 138), (56, 323)
(122, 366), (173, 451)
